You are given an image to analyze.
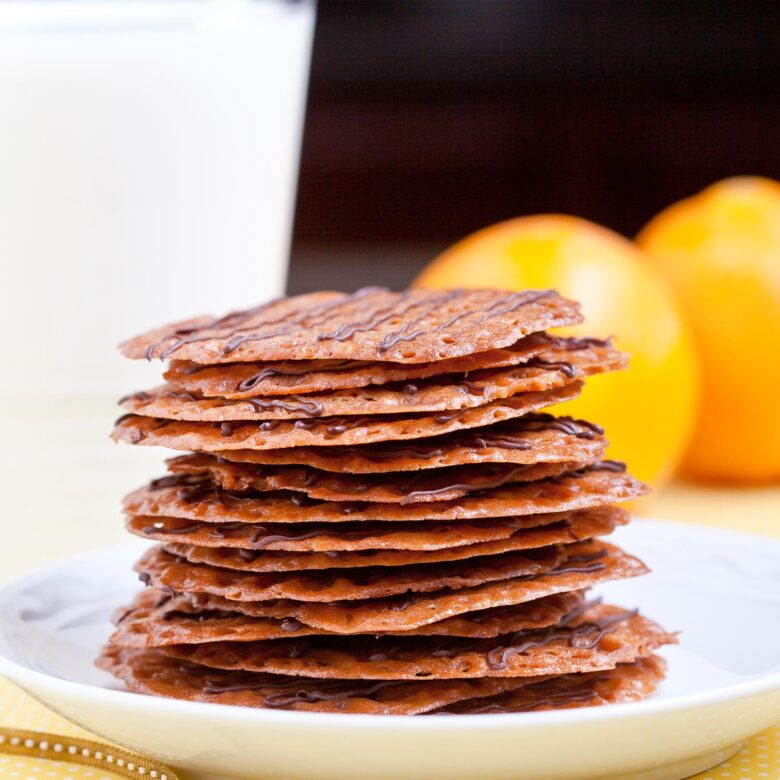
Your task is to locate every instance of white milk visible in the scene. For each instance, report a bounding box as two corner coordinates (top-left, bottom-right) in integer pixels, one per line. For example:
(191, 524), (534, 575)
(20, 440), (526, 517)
(0, 0), (315, 398)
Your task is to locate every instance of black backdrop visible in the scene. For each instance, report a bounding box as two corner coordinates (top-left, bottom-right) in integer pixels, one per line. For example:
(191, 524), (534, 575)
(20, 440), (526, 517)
(288, 0), (780, 293)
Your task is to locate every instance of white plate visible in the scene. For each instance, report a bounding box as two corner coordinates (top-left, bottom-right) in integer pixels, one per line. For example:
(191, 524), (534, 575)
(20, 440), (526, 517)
(1, 519), (779, 780)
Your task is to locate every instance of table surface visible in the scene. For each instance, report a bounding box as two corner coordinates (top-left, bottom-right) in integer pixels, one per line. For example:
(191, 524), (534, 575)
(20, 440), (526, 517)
(0, 400), (778, 779)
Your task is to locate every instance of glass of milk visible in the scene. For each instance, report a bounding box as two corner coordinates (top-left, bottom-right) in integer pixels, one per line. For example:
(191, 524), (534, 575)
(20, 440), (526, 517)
(0, 0), (316, 398)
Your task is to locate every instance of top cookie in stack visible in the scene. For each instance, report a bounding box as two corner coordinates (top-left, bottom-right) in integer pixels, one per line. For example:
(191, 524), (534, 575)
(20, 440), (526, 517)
(102, 287), (675, 716)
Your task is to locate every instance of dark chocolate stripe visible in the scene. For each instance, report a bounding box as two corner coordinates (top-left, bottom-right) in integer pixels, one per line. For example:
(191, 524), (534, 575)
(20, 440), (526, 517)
(316, 291), (416, 343)
(377, 290), (466, 351)
(485, 608), (637, 670)
(399, 464), (540, 505)
(221, 287), (388, 355)
(146, 298), (284, 360)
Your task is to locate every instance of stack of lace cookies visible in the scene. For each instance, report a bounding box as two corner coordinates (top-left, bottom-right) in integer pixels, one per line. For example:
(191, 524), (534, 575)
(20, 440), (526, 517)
(102, 287), (676, 715)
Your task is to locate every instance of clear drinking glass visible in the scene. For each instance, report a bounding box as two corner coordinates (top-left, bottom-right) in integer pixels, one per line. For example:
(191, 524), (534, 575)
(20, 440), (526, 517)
(0, 0), (316, 570)
(0, 0), (316, 397)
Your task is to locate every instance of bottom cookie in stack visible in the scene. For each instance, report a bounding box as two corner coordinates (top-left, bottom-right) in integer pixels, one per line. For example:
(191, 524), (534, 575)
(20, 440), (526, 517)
(100, 504), (676, 714)
(99, 640), (668, 716)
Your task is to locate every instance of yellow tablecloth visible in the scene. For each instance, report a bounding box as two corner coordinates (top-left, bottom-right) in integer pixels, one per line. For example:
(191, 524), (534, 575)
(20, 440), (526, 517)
(0, 680), (150, 780)
(0, 480), (778, 780)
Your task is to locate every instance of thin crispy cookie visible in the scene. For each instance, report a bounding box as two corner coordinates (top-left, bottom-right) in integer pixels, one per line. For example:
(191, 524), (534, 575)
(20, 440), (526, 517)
(112, 382), (582, 451)
(159, 508), (624, 572)
(135, 544), (564, 603)
(158, 605), (676, 680)
(122, 288), (582, 364)
(97, 645), (538, 715)
(436, 656), (667, 714)
(165, 454), (587, 505)
(123, 466), (647, 524)
(166, 541), (648, 633)
(122, 342), (624, 421)
(212, 414), (608, 473)
(163, 332), (560, 398)
(110, 589), (586, 646)
(126, 514), (566, 552)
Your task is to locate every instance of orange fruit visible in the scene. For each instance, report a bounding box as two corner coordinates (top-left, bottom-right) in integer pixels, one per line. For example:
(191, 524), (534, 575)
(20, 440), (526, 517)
(638, 176), (780, 483)
(414, 215), (700, 487)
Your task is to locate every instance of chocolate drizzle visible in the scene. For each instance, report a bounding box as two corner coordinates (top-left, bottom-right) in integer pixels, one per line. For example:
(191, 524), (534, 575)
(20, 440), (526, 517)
(145, 298), (284, 360)
(148, 473), (218, 503)
(550, 335), (612, 351)
(316, 291), (416, 343)
(377, 289), (556, 353)
(470, 434), (533, 451)
(202, 672), (401, 703)
(377, 290), (466, 352)
(507, 413), (604, 440)
(433, 409), (463, 424)
(118, 390), (151, 404)
(161, 607), (240, 622)
(221, 287), (387, 356)
(146, 289), (396, 360)
(546, 547), (609, 576)
(458, 379), (485, 395)
(248, 526), (327, 549)
(296, 412), (603, 464)
(149, 473), (210, 491)
(241, 396), (324, 417)
(236, 360), (362, 392)
(485, 608), (637, 670)
(114, 416), (173, 443)
(447, 682), (600, 714)
(398, 464), (537, 505)
(595, 459), (627, 472)
(319, 443), (449, 463)
(164, 390), (199, 402)
(524, 357), (577, 378)
(253, 415), (376, 437)
(208, 522), (248, 538)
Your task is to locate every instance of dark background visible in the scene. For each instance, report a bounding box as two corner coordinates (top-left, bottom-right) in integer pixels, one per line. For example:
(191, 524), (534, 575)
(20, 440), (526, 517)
(287, 0), (780, 293)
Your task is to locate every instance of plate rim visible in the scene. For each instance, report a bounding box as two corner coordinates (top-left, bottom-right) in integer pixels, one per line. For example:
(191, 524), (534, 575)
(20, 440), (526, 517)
(1, 517), (780, 732)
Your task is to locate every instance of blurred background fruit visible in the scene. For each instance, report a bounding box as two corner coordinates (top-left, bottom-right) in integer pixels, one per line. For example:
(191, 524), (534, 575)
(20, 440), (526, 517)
(638, 177), (780, 484)
(414, 215), (700, 488)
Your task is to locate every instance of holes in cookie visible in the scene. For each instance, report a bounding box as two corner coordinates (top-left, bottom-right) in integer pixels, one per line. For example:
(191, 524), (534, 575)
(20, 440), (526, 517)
(600, 635), (621, 652)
